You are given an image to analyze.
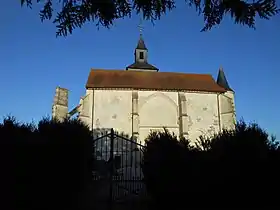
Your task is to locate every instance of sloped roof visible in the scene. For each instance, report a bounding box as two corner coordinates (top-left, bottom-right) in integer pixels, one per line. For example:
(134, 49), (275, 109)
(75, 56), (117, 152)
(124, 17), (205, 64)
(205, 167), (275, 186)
(86, 69), (226, 93)
(136, 36), (147, 50)
(126, 62), (159, 71)
(217, 68), (233, 91)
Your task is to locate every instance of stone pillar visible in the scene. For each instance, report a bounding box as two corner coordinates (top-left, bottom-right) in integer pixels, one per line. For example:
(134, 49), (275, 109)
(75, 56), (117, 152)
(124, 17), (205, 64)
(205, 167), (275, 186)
(52, 87), (69, 122)
(132, 91), (140, 143)
(178, 92), (188, 139)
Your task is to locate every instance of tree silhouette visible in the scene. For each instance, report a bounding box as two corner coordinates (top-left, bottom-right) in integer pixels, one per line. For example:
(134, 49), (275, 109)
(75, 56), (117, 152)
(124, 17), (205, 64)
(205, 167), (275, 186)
(20, 0), (279, 37)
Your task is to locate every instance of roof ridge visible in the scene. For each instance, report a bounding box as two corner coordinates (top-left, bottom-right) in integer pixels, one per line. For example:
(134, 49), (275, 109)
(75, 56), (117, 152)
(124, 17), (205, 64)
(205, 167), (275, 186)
(90, 68), (213, 76)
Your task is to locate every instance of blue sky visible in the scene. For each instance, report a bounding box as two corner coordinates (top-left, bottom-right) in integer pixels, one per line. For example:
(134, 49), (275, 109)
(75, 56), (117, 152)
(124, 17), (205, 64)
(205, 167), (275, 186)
(0, 1), (279, 139)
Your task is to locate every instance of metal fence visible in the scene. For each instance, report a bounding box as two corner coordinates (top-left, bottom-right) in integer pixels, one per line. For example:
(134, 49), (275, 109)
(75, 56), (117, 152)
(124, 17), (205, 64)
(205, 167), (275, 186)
(92, 128), (148, 210)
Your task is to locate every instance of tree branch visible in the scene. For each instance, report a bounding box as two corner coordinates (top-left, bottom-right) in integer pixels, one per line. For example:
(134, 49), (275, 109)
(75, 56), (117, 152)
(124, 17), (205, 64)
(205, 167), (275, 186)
(20, 0), (279, 37)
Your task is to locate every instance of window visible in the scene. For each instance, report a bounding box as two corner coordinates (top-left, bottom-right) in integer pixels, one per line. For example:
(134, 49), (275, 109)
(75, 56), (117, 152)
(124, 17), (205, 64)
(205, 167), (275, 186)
(139, 52), (144, 59)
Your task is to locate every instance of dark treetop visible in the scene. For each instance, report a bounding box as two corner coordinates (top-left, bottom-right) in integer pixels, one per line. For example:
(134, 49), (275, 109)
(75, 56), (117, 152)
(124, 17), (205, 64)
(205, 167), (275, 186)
(20, 0), (279, 37)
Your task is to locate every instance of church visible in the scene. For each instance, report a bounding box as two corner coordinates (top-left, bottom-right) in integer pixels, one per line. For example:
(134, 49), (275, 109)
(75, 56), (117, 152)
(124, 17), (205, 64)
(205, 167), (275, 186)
(52, 33), (236, 144)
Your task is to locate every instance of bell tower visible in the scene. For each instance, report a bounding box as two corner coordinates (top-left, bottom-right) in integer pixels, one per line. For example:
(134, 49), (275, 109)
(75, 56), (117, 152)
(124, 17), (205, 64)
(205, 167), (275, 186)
(126, 18), (159, 72)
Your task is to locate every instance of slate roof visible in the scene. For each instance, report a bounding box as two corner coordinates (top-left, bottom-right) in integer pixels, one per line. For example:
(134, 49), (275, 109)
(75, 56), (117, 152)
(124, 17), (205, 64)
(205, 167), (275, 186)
(86, 69), (226, 93)
(136, 36), (147, 50)
(126, 62), (159, 71)
(217, 68), (233, 91)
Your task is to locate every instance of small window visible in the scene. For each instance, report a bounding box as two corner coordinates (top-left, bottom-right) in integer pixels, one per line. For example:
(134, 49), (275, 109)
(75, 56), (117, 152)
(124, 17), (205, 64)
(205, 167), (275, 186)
(139, 52), (144, 59)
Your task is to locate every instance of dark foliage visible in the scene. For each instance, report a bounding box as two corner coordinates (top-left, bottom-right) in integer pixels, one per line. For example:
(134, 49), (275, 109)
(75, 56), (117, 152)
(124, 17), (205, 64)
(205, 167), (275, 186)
(142, 129), (197, 207)
(20, 0), (279, 37)
(142, 121), (280, 209)
(0, 116), (93, 210)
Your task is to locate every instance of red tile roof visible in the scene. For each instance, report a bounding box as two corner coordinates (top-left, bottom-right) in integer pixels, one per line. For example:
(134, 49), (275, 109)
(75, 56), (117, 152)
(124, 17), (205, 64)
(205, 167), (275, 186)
(86, 69), (226, 93)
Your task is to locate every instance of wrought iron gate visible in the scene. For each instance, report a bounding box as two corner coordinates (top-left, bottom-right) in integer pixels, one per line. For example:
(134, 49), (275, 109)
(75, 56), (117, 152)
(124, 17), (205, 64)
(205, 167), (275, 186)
(92, 129), (148, 210)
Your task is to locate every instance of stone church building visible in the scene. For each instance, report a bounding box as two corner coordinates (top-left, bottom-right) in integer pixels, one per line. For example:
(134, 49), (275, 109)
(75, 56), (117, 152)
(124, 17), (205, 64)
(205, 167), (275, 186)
(52, 34), (236, 143)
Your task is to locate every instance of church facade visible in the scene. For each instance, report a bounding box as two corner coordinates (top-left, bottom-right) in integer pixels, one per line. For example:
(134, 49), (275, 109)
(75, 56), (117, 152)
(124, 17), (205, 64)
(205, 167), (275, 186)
(52, 35), (236, 143)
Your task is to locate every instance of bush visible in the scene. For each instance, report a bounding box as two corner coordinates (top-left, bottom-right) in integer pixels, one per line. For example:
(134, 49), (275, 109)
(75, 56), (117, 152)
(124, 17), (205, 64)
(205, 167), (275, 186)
(142, 121), (280, 208)
(142, 129), (196, 207)
(206, 121), (280, 207)
(0, 117), (93, 210)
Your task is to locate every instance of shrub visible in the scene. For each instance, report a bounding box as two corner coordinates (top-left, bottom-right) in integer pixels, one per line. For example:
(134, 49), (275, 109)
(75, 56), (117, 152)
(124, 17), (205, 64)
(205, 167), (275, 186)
(205, 120), (280, 207)
(0, 117), (93, 210)
(142, 121), (280, 208)
(142, 129), (195, 207)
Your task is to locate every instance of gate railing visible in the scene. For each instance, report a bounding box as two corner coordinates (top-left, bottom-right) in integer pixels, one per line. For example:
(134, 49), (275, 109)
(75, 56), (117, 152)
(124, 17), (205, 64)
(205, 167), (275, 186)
(92, 128), (147, 207)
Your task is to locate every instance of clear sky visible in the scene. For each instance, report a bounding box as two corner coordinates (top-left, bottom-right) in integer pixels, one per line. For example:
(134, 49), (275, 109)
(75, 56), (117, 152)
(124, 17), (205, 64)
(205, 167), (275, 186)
(0, 1), (279, 139)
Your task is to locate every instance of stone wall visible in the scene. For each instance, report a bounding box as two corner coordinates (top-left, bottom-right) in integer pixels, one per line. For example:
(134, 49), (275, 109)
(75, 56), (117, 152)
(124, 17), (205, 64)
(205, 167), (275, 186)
(185, 92), (221, 141)
(137, 91), (179, 143)
(91, 90), (132, 135)
(52, 87), (69, 121)
(218, 91), (236, 130)
(78, 89), (94, 128)
(78, 89), (236, 143)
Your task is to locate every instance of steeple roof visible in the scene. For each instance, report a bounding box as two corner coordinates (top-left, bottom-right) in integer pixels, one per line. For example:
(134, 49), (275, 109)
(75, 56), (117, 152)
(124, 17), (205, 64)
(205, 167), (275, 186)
(126, 33), (159, 71)
(126, 61), (158, 71)
(136, 35), (147, 50)
(217, 67), (233, 91)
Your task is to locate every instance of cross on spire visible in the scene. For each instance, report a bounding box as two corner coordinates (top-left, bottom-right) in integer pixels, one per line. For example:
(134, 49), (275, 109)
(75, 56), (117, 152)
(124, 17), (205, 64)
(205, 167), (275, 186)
(138, 16), (144, 36)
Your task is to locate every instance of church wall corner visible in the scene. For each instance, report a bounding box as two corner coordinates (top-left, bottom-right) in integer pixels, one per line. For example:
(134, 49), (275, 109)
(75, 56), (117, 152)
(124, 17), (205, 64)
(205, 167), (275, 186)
(185, 92), (220, 142)
(77, 89), (94, 129)
(218, 91), (236, 131)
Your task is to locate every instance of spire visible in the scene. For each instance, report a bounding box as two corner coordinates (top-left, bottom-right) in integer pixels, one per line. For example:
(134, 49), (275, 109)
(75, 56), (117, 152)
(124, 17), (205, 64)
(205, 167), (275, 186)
(217, 67), (233, 91)
(136, 36), (147, 50)
(138, 17), (143, 36)
(126, 16), (159, 72)
(136, 18), (147, 50)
